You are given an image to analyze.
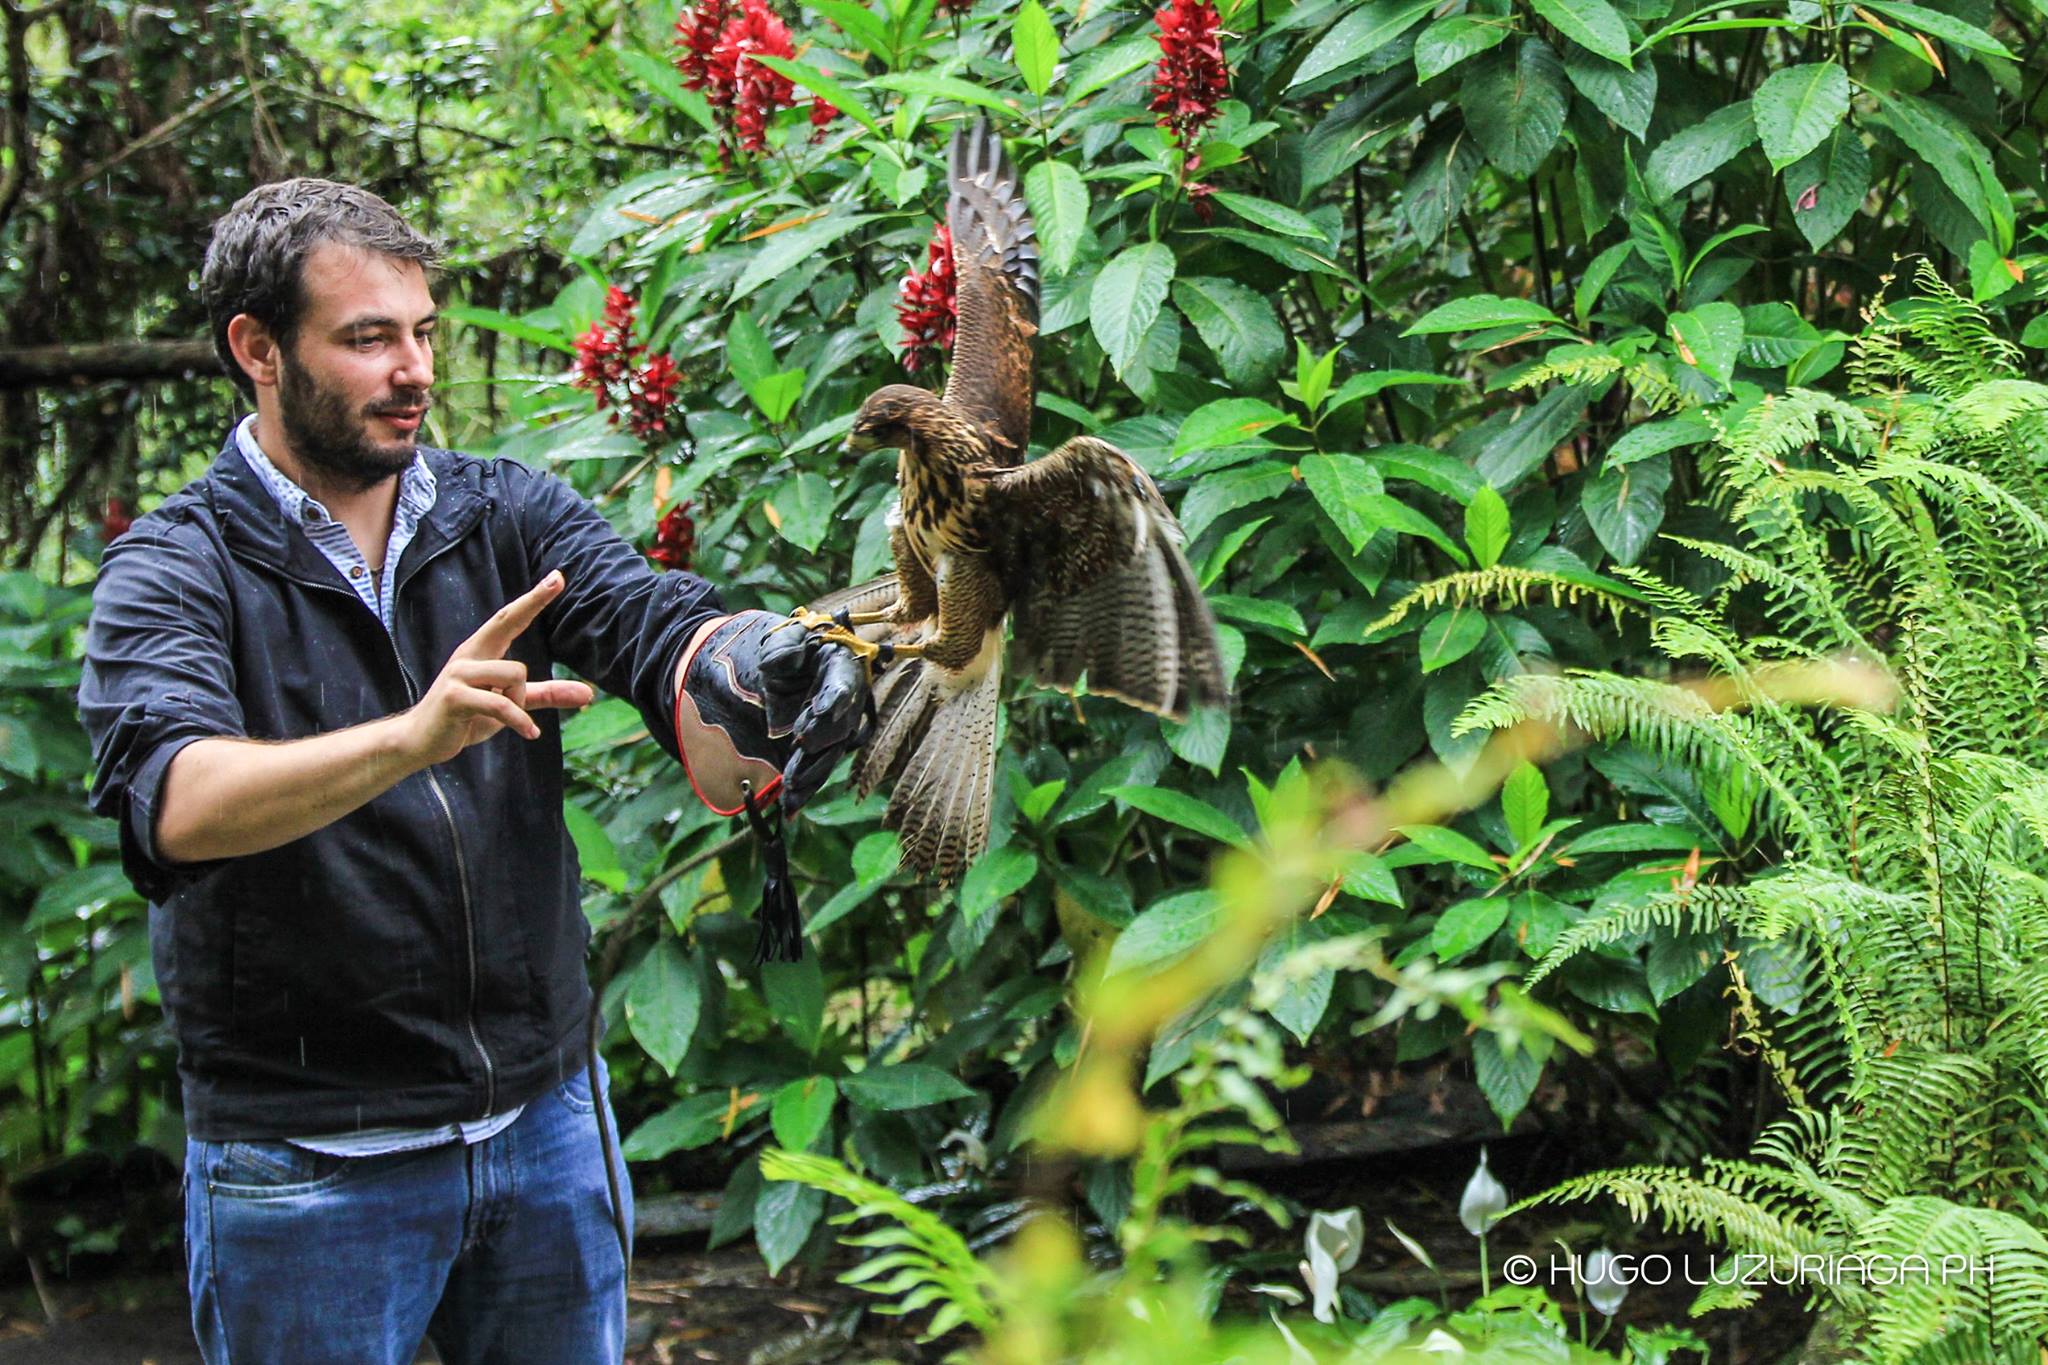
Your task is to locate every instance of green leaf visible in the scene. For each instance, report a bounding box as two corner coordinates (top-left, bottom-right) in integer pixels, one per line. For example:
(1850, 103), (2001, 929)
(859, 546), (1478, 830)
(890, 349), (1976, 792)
(1668, 301), (1743, 386)
(1355, 492), (1470, 564)
(763, 955), (825, 1054)
(562, 800), (626, 893)
(2021, 315), (2048, 349)
(731, 211), (884, 301)
(1395, 823), (1502, 871)
(1108, 891), (1224, 975)
(440, 301), (575, 354)
(1108, 786), (1254, 850)
(1163, 707), (1231, 775)
(853, 831), (902, 884)
(1210, 191), (1326, 241)
(1605, 412), (1710, 467)
(1403, 124), (1485, 243)
(1024, 159), (1090, 275)
(1474, 1032), (1543, 1127)
(1431, 897), (1510, 962)
(1013, 0), (1058, 95)
(754, 1177), (824, 1275)
(621, 1094), (731, 1160)
(1460, 39), (1570, 178)
(1876, 93), (1997, 240)
(1177, 461), (1296, 540)
(1861, 0), (2013, 57)
(626, 939), (702, 1076)
(747, 55), (882, 137)
(1414, 15), (1512, 81)
(1502, 761), (1549, 848)
(1752, 62), (1848, 171)
(1325, 370), (1464, 416)
(841, 1063), (976, 1110)
(1474, 384), (1589, 488)
(1192, 227), (1354, 279)
(1531, 0), (1631, 67)
(1419, 607), (1487, 672)
(1291, 0), (1438, 88)
(1783, 125), (1870, 252)
(868, 70), (1018, 115)
(1464, 484), (1511, 567)
(1645, 100), (1757, 201)
(1582, 452), (1671, 566)
(1067, 30), (1155, 99)
(1405, 293), (1564, 335)
(771, 1077), (838, 1151)
(1174, 276), (1286, 388)
(961, 845), (1038, 921)
(1563, 41), (1656, 139)
(1091, 243), (1177, 384)
(1300, 452), (1383, 552)
(1574, 241), (1634, 323)
(766, 472), (836, 553)
(1175, 397), (1296, 455)
(1342, 851), (1404, 906)
(726, 311), (777, 388)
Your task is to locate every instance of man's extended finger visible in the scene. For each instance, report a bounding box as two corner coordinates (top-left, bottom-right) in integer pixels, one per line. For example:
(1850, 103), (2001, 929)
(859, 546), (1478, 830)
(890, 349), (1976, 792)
(457, 684), (540, 740)
(452, 569), (565, 660)
(524, 680), (595, 711)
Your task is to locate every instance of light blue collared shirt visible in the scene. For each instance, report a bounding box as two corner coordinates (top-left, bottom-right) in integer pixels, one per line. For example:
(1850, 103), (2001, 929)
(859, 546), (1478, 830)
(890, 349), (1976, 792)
(233, 416), (525, 1156)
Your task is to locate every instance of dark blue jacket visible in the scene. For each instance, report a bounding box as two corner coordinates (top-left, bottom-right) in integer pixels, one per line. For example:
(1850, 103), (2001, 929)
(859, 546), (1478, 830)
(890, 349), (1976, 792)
(78, 430), (721, 1140)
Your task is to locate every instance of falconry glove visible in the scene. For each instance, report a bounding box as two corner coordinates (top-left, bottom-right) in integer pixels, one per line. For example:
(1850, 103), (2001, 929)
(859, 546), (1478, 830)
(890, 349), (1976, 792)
(673, 610), (871, 961)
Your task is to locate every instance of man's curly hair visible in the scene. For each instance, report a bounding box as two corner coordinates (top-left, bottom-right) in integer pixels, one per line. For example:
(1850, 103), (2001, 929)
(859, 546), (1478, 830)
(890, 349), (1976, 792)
(200, 179), (443, 399)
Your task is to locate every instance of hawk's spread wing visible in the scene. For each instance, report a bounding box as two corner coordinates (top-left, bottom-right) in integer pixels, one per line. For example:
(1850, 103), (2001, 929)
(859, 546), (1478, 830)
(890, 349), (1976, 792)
(941, 120), (1039, 463)
(975, 437), (1228, 719)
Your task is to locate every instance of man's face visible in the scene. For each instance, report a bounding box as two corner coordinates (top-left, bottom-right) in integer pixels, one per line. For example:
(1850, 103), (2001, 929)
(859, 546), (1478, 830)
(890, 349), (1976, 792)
(272, 241), (437, 490)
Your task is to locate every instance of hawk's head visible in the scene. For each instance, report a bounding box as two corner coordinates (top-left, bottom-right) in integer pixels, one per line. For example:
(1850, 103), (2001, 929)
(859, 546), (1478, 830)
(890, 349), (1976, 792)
(845, 385), (933, 455)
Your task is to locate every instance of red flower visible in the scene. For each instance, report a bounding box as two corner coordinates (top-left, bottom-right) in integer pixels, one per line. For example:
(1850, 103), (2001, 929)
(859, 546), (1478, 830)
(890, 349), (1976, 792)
(1150, 0), (1228, 157)
(808, 94), (840, 142)
(895, 223), (956, 374)
(648, 501), (697, 571)
(709, 0), (797, 152)
(673, 0), (733, 91)
(1186, 180), (1217, 224)
(627, 353), (684, 443)
(101, 496), (132, 543)
(573, 287), (645, 409)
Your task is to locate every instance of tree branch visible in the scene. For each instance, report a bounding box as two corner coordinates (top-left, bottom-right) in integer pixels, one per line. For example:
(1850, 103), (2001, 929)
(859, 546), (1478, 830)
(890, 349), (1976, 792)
(0, 338), (217, 389)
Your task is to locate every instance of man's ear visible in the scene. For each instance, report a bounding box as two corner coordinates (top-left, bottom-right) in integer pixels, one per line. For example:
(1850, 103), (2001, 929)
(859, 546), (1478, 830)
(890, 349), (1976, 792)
(226, 314), (283, 392)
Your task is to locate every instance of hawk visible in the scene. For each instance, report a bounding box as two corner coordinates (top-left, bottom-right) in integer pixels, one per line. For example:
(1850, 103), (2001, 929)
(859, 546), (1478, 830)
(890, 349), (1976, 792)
(801, 117), (1227, 881)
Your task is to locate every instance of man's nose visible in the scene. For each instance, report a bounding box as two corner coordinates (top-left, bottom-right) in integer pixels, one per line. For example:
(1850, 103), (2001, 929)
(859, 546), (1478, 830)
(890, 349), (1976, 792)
(391, 334), (434, 391)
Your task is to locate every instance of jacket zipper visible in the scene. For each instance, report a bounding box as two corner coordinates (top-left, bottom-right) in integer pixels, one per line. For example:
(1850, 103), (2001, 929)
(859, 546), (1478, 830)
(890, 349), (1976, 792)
(270, 528), (498, 1120)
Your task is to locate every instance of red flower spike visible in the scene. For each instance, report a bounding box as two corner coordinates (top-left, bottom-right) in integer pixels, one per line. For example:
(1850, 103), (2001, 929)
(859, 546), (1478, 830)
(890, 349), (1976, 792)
(627, 353), (685, 444)
(648, 500), (697, 571)
(1149, 0), (1228, 156)
(895, 223), (957, 374)
(709, 0), (797, 152)
(572, 287), (646, 411)
(808, 94), (840, 141)
(673, 0), (733, 91)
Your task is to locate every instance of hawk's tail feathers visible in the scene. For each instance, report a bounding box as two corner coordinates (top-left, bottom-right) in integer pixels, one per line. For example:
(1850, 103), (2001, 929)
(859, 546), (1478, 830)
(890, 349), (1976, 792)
(855, 631), (1002, 883)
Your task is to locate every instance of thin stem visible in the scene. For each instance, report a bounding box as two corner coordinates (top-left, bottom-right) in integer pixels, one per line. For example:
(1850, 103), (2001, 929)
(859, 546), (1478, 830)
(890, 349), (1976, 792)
(1526, 179), (1554, 310)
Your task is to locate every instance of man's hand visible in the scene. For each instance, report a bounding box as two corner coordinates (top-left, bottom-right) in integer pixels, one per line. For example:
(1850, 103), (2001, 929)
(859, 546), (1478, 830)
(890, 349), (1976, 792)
(401, 570), (596, 768)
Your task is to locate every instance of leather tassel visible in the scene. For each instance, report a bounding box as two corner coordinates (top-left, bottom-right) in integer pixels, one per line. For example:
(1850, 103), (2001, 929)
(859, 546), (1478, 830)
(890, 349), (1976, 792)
(740, 781), (805, 963)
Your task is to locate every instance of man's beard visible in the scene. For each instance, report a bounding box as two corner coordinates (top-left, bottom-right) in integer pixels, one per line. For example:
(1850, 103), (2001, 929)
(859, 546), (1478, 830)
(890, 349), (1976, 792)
(277, 350), (427, 492)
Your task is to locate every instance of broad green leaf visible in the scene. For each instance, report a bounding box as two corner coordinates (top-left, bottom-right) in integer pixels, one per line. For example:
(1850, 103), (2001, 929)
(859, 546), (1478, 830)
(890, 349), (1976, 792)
(771, 1077), (838, 1151)
(1668, 302), (1743, 386)
(617, 50), (716, 133)
(1211, 191), (1326, 241)
(763, 954), (825, 1054)
(1355, 493), (1470, 564)
(1177, 460), (1296, 540)
(726, 312), (777, 388)
(1752, 62), (1848, 170)
(1300, 452), (1383, 552)
(1474, 384), (1589, 488)
(1460, 39), (1570, 179)
(1191, 227), (1353, 278)
(1403, 124), (1485, 243)
(1013, 0), (1057, 95)
(1405, 293), (1564, 335)
(1067, 30), (1155, 100)
(1108, 786), (1255, 850)
(1474, 1032), (1543, 1127)
(853, 831), (902, 884)
(1644, 100), (1757, 201)
(841, 1063), (976, 1110)
(1209, 594), (1308, 637)
(1419, 607), (1487, 672)
(1291, 0), (1437, 88)
(731, 212), (884, 301)
(1108, 891), (1224, 975)
(1324, 369), (1464, 415)
(561, 697), (644, 752)
(1784, 125), (1870, 251)
(1395, 823), (1502, 870)
(621, 1094), (730, 1160)
(1175, 397), (1295, 455)
(868, 71), (1017, 115)
(1091, 243), (1176, 383)
(1163, 707), (1230, 775)
(1509, 890), (1575, 957)
(1024, 159), (1089, 275)
(1877, 94), (1996, 240)
(1574, 241), (1634, 323)
(1862, 0), (2012, 57)
(1605, 413), (1710, 467)
(765, 472), (836, 552)
(1174, 276), (1286, 388)
(1582, 451), (1671, 566)
(1502, 761), (1549, 847)
(1342, 851), (1404, 906)
(961, 845), (1038, 921)
(754, 1177), (824, 1275)
(1531, 0), (1631, 67)
(563, 800), (625, 893)
(440, 302), (574, 354)
(1740, 301), (1823, 366)
(626, 939), (702, 1076)
(1431, 897), (1510, 962)
(747, 55), (882, 137)
(1563, 39), (1656, 139)
(1413, 15), (1512, 81)
(1464, 484), (1510, 567)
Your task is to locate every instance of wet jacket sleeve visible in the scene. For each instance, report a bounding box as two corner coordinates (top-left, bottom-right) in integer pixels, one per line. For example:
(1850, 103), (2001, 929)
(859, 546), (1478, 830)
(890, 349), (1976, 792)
(507, 459), (726, 766)
(77, 523), (247, 903)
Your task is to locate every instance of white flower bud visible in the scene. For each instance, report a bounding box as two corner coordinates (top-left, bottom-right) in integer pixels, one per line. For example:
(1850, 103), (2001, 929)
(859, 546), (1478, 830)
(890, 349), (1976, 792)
(1580, 1246), (1627, 1317)
(1459, 1146), (1507, 1236)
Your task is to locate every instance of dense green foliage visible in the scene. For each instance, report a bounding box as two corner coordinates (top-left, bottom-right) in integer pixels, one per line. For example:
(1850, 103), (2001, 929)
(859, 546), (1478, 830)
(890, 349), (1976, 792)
(6, 0), (2048, 1355)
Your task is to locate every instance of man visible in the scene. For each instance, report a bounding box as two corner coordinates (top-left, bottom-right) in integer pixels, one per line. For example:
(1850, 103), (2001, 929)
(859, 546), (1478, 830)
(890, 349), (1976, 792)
(77, 179), (867, 1363)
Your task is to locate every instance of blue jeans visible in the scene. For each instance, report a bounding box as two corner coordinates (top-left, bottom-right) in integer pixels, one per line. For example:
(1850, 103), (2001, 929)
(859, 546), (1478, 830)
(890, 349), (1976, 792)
(183, 1058), (633, 1364)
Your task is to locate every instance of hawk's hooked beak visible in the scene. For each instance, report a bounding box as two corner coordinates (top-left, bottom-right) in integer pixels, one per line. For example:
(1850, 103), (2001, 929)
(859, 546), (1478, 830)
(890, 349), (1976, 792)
(844, 428), (879, 455)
